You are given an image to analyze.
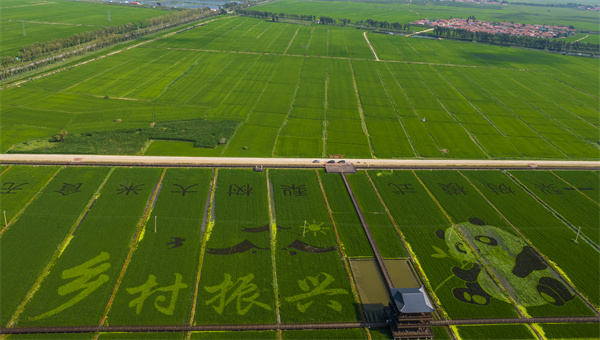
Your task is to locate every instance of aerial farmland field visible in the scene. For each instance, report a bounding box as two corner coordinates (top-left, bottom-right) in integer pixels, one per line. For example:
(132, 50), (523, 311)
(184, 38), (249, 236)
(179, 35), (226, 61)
(0, 0), (167, 57)
(2, 14), (598, 160)
(1, 0), (599, 338)
(0, 166), (597, 340)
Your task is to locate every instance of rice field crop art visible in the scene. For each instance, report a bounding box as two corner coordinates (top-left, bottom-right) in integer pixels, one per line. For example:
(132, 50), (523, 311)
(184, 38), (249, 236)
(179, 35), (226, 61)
(269, 169), (361, 323)
(193, 169), (276, 325)
(13, 168), (163, 327)
(461, 171), (599, 311)
(0, 167), (111, 327)
(551, 170), (600, 204)
(508, 170), (600, 246)
(0, 166), (59, 227)
(414, 170), (597, 316)
(104, 168), (213, 326)
(368, 170), (521, 319)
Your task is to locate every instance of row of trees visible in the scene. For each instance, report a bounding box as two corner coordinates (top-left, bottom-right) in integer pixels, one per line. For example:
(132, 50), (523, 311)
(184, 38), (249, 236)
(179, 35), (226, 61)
(1, 8), (219, 79)
(236, 10), (411, 31)
(432, 26), (599, 52)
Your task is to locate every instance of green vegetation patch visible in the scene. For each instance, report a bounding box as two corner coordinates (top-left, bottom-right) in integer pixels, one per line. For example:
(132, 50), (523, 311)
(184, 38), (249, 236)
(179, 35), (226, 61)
(541, 323), (600, 339)
(456, 325), (536, 339)
(8, 119), (238, 155)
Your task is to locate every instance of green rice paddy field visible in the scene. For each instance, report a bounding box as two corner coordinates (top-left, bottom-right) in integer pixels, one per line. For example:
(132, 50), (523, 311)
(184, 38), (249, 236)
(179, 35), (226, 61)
(1, 15), (598, 160)
(0, 0), (167, 57)
(0, 166), (598, 339)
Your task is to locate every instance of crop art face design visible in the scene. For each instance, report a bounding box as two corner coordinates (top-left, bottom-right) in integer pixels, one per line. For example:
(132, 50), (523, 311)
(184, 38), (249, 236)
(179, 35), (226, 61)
(434, 217), (574, 307)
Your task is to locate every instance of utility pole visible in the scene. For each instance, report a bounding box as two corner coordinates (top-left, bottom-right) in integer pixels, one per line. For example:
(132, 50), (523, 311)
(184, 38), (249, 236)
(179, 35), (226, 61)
(108, 10), (111, 22)
(3, 211), (7, 226)
(302, 220), (306, 237)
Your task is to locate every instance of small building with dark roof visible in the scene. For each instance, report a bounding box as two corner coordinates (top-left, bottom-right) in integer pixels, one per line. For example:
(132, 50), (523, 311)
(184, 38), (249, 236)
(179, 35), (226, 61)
(391, 287), (435, 314)
(387, 286), (434, 340)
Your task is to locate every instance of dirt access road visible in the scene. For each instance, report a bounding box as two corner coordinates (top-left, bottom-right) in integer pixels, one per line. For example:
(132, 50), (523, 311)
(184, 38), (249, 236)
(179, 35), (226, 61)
(1, 154), (599, 169)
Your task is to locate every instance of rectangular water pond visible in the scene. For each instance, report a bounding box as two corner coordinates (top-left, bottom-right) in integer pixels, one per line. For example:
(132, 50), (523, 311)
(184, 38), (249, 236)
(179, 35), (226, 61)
(350, 259), (420, 322)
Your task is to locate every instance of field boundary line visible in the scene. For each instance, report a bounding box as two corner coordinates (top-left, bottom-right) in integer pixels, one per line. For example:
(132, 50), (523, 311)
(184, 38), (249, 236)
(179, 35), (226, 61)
(94, 168), (167, 337)
(363, 170), (448, 321)
(121, 50), (186, 99)
(506, 172), (599, 252)
(348, 60), (375, 158)
(221, 52), (281, 156)
(412, 170), (528, 320)
(186, 169), (218, 340)
(363, 32), (379, 61)
(549, 170), (600, 207)
(413, 68), (483, 154)
(458, 171), (600, 315)
(375, 66), (416, 157)
(305, 27), (315, 54)
(0, 165), (12, 177)
(315, 169), (366, 322)
(434, 67), (514, 142)
(380, 63), (420, 157)
(412, 66), (491, 159)
(271, 58), (305, 156)
(322, 67), (329, 157)
(509, 72), (599, 131)
(182, 54), (239, 105)
(0, 166), (62, 235)
(326, 28), (330, 56)
(538, 71), (599, 101)
(4, 167), (115, 329)
(1, 16), (228, 91)
(497, 71), (599, 147)
(284, 27), (300, 54)
(265, 170), (282, 331)
(384, 62), (444, 157)
(457, 70), (569, 159)
(208, 52), (262, 114)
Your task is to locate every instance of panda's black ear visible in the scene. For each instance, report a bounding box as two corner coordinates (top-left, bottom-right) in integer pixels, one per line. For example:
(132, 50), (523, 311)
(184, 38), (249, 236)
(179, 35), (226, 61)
(468, 217), (486, 226)
(435, 229), (445, 240)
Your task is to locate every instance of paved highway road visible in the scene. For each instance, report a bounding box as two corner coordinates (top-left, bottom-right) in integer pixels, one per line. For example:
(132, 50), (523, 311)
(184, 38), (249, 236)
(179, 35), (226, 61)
(1, 154), (599, 169)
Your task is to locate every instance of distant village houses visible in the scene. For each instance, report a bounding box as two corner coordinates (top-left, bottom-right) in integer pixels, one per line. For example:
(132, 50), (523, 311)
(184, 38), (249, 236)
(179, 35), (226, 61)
(412, 18), (576, 38)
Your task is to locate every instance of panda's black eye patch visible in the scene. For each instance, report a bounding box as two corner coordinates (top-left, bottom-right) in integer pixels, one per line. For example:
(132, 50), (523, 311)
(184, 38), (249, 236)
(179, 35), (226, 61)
(455, 242), (468, 254)
(475, 235), (498, 246)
